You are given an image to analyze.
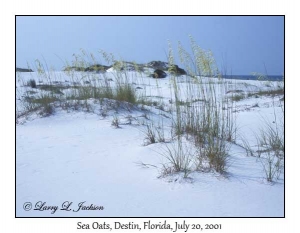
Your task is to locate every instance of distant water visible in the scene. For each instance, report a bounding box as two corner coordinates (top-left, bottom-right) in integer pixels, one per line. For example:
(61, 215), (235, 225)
(222, 75), (283, 81)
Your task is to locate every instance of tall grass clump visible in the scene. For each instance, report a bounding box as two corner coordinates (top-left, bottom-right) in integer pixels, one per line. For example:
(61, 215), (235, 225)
(17, 49), (142, 121)
(143, 120), (166, 145)
(159, 137), (193, 178)
(115, 83), (137, 104)
(237, 76), (284, 182)
(256, 120), (284, 158)
(201, 137), (229, 173)
(257, 100), (284, 182)
(24, 92), (57, 117)
(163, 36), (235, 175)
(62, 49), (139, 106)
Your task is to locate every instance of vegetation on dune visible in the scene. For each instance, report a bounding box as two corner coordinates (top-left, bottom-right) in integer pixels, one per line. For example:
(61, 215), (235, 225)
(16, 37), (284, 182)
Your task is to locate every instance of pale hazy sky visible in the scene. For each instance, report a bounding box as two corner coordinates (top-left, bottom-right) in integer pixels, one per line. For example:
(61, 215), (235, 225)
(16, 16), (284, 75)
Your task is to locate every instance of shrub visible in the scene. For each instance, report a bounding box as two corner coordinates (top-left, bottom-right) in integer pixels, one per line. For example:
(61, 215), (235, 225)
(168, 64), (187, 76)
(260, 152), (282, 182)
(231, 93), (245, 102)
(40, 104), (55, 116)
(21, 92), (57, 117)
(143, 122), (165, 145)
(111, 115), (120, 128)
(27, 79), (37, 88)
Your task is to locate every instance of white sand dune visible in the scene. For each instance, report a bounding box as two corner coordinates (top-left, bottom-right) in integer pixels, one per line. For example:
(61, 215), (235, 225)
(16, 70), (284, 217)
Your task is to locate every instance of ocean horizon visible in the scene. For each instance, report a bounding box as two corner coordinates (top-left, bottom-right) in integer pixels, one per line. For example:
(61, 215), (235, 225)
(222, 74), (283, 81)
